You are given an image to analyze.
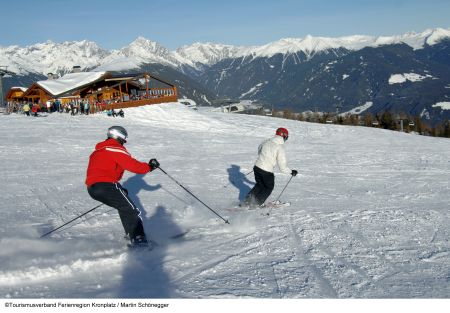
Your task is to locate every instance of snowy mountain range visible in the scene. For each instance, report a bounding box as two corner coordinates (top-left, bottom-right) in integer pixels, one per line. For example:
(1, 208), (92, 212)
(2, 27), (450, 123)
(2, 28), (449, 75)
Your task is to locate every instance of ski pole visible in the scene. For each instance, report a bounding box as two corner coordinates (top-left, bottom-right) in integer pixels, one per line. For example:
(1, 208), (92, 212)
(223, 169), (253, 188)
(266, 175), (294, 216)
(40, 203), (104, 238)
(158, 167), (230, 224)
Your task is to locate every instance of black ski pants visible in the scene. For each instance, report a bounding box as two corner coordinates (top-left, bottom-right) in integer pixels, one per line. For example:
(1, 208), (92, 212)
(245, 166), (275, 206)
(87, 182), (146, 240)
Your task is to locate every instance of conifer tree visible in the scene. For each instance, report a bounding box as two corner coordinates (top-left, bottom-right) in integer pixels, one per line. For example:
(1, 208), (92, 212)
(380, 111), (395, 130)
(414, 116), (423, 134)
(438, 121), (450, 138)
(364, 113), (373, 127)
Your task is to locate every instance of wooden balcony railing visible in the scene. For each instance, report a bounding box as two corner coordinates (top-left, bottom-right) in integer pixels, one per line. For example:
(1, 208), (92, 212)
(102, 94), (178, 111)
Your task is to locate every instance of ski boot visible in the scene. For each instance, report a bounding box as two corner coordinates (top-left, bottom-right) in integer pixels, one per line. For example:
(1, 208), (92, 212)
(128, 235), (150, 249)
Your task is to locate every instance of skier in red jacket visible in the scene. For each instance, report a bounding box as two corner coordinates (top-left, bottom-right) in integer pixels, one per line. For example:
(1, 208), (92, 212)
(85, 126), (160, 248)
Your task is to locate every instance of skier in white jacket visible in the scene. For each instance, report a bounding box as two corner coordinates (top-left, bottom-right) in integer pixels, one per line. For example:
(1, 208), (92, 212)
(243, 127), (297, 207)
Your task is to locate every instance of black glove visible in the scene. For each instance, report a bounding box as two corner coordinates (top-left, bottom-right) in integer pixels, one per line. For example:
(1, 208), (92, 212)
(149, 158), (160, 171)
(291, 170), (298, 177)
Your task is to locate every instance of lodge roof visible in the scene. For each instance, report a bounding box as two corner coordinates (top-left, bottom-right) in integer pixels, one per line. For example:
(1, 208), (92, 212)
(36, 71), (109, 97)
(6, 87), (28, 99)
(11, 87), (27, 92)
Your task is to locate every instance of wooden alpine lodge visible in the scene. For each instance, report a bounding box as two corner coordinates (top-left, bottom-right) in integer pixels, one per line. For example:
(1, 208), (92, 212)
(6, 67), (178, 112)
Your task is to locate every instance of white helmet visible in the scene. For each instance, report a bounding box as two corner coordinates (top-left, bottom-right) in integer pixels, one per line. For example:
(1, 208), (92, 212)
(107, 126), (128, 144)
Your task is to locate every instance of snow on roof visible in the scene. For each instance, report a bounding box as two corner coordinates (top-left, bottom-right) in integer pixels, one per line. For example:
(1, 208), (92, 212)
(37, 71), (107, 96)
(11, 87), (28, 92)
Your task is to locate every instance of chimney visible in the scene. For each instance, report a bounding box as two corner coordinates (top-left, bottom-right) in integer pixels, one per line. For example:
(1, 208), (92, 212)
(72, 66), (81, 73)
(47, 73), (54, 80)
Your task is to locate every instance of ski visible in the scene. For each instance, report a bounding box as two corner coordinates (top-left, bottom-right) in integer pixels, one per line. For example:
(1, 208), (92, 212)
(225, 205), (259, 213)
(127, 239), (158, 251)
(226, 201), (291, 213)
(265, 201), (291, 208)
(170, 229), (190, 239)
(264, 201), (291, 216)
(125, 230), (190, 251)
(127, 243), (155, 251)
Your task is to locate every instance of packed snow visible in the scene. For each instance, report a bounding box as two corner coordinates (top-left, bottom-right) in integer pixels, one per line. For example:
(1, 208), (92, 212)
(1, 103), (450, 301)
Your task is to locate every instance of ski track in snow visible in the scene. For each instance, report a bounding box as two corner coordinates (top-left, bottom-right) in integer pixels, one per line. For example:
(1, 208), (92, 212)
(1, 103), (450, 298)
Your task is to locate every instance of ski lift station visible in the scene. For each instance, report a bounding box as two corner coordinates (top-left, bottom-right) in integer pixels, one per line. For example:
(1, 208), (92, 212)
(210, 98), (264, 114)
(178, 98), (197, 109)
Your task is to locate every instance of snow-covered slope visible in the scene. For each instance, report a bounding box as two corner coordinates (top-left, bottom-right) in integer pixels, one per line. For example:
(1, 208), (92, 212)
(1, 28), (449, 75)
(1, 103), (449, 298)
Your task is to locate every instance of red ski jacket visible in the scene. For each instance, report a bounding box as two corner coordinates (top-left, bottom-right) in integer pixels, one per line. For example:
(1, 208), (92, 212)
(85, 138), (150, 186)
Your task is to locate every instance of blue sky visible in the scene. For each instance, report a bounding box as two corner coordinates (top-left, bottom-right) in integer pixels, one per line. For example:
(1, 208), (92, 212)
(2, 0), (449, 50)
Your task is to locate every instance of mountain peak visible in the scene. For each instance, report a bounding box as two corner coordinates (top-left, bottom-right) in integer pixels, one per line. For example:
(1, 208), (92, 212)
(175, 42), (241, 65)
(129, 36), (158, 47)
(119, 36), (170, 58)
(97, 36), (180, 71)
(425, 27), (450, 46)
(126, 36), (164, 50)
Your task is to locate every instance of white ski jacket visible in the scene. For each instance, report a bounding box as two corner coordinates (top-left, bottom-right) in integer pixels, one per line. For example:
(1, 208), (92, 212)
(254, 135), (291, 174)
